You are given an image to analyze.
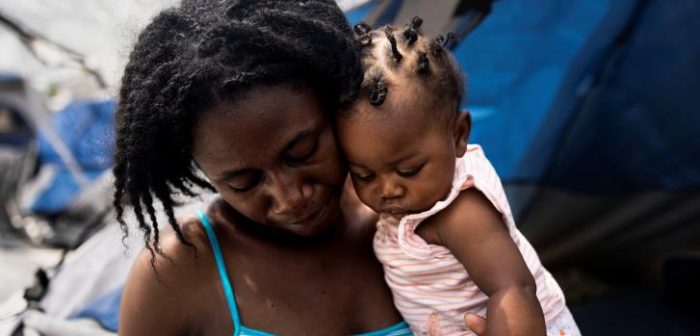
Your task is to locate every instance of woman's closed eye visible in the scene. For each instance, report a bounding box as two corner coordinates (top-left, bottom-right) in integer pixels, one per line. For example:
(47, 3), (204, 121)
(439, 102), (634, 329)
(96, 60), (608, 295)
(228, 171), (263, 193)
(285, 135), (319, 165)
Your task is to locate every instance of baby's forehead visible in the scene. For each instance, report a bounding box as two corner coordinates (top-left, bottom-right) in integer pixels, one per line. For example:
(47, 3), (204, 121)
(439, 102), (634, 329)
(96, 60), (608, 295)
(357, 76), (430, 112)
(339, 102), (432, 150)
(337, 105), (426, 162)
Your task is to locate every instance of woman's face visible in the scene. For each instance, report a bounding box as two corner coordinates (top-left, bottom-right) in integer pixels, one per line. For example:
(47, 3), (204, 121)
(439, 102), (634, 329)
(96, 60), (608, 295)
(192, 84), (345, 237)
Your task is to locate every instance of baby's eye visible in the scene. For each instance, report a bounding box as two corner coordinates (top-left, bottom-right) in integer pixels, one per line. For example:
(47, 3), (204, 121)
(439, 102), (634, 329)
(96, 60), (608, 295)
(397, 163), (425, 178)
(351, 171), (375, 182)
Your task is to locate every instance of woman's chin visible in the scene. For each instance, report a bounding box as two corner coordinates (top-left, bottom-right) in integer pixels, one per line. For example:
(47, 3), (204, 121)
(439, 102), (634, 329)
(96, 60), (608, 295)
(291, 195), (341, 237)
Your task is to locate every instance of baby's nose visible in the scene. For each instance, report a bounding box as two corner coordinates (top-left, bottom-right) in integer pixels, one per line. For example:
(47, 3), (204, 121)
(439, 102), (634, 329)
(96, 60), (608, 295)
(380, 179), (405, 200)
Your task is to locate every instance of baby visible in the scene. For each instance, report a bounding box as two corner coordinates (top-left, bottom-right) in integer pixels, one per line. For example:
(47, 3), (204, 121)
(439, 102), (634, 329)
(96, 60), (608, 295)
(337, 18), (581, 336)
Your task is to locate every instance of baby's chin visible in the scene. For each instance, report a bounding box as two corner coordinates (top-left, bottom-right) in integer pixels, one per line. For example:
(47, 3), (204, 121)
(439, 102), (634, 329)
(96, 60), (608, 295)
(380, 209), (413, 218)
(377, 204), (434, 218)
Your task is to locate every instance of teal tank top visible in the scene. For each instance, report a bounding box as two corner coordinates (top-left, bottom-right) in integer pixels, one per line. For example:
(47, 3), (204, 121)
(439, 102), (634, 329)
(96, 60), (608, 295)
(196, 210), (412, 336)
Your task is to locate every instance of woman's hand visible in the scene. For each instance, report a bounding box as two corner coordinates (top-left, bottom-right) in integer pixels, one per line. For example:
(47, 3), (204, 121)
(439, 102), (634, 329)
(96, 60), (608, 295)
(426, 313), (488, 335)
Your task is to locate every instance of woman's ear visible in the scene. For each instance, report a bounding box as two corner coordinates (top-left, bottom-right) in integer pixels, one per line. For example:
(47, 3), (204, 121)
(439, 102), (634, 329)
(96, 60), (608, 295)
(453, 110), (471, 157)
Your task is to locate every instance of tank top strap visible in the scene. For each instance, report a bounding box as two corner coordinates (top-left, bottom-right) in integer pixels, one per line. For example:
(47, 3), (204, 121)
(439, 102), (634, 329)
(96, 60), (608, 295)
(196, 209), (243, 336)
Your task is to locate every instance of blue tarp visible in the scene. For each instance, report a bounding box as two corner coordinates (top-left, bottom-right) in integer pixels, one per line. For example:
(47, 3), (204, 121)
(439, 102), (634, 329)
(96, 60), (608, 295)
(546, 0), (700, 193)
(72, 286), (121, 331)
(454, 0), (638, 185)
(29, 100), (115, 214)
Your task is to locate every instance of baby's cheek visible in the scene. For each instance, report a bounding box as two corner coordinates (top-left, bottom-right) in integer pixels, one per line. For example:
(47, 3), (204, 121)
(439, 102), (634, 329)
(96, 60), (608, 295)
(356, 185), (379, 210)
(419, 174), (452, 205)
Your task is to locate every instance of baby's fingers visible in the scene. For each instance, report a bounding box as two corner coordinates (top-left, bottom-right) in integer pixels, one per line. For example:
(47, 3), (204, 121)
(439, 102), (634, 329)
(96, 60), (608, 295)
(464, 313), (487, 335)
(426, 313), (442, 336)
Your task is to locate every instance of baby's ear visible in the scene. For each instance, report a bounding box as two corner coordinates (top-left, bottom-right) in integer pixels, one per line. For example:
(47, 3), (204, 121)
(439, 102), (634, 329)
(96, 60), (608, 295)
(452, 110), (471, 157)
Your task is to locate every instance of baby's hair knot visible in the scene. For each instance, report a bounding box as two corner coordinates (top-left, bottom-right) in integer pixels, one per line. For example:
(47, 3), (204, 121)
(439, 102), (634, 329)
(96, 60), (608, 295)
(354, 22), (372, 36)
(417, 52), (430, 74)
(354, 22), (373, 47)
(369, 77), (388, 106)
(410, 16), (423, 29)
(359, 34), (373, 47)
(431, 35), (445, 55)
(403, 28), (418, 46)
(384, 27), (402, 63)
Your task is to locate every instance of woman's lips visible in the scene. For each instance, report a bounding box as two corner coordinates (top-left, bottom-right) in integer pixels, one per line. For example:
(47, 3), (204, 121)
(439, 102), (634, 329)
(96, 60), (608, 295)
(292, 204), (326, 225)
(290, 194), (338, 227)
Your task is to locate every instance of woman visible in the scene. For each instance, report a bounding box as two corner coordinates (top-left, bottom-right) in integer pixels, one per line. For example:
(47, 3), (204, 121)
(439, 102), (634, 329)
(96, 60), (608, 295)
(114, 0), (410, 334)
(114, 1), (486, 335)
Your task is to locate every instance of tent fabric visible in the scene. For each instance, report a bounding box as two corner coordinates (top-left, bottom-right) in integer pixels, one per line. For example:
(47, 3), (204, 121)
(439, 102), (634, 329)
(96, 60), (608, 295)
(36, 100), (115, 169)
(0, 73), (33, 146)
(72, 286), (122, 332)
(516, 0), (700, 268)
(452, 0), (640, 184)
(517, 186), (700, 266)
(21, 196), (215, 335)
(572, 285), (700, 335)
(344, 0), (379, 25)
(27, 99), (115, 214)
(545, 0), (700, 194)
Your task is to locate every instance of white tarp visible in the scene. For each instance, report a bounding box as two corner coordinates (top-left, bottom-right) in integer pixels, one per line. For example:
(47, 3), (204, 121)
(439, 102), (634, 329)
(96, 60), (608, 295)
(0, 0), (179, 100)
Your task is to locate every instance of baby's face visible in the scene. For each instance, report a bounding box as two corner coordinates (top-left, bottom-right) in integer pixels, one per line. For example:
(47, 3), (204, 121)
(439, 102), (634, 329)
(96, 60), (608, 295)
(337, 99), (466, 217)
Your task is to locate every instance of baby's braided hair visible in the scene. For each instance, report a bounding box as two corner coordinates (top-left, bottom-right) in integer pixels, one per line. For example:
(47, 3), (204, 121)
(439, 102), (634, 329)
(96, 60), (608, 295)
(113, 0), (362, 262)
(346, 17), (465, 126)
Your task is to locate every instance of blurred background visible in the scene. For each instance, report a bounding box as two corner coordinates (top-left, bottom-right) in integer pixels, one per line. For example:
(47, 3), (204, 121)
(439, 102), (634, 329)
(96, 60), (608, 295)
(0, 0), (698, 335)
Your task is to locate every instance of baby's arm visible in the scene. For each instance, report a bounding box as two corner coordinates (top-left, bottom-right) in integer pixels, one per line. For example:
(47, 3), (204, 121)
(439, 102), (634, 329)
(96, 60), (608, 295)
(421, 188), (545, 336)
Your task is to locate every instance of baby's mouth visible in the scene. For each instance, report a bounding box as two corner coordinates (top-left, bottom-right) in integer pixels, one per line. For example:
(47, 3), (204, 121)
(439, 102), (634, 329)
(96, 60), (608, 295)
(380, 207), (411, 216)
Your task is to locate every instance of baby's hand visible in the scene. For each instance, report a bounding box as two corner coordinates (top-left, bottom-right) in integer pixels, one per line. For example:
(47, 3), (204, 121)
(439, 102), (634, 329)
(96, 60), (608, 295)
(425, 313), (488, 336)
(464, 313), (488, 335)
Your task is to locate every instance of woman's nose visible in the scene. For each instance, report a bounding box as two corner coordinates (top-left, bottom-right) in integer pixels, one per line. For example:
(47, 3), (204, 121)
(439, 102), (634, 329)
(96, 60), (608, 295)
(267, 171), (312, 215)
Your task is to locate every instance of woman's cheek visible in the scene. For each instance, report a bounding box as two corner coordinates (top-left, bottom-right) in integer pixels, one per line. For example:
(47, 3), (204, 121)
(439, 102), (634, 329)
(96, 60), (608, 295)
(315, 135), (346, 185)
(222, 192), (267, 222)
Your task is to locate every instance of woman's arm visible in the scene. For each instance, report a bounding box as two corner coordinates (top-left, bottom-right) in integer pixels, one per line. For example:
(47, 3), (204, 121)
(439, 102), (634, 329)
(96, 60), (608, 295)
(426, 188), (546, 336)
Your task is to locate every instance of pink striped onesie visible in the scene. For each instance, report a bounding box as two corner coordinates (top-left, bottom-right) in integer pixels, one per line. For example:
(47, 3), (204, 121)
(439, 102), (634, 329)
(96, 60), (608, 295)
(374, 145), (580, 335)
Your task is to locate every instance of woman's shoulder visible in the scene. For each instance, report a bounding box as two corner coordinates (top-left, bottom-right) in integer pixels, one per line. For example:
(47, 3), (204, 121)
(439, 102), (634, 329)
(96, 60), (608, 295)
(119, 212), (216, 335)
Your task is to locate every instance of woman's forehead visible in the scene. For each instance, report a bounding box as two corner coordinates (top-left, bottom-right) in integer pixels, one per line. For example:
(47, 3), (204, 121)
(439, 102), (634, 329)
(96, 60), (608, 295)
(192, 85), (325, 168)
